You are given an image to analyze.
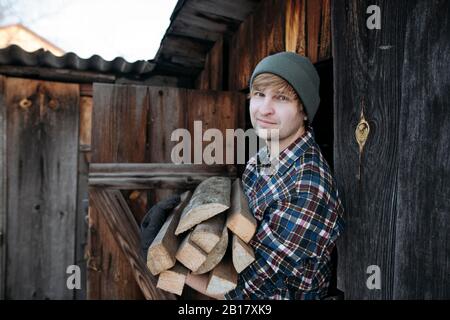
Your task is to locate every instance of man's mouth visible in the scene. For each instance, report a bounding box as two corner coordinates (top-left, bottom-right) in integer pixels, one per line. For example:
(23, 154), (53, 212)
(257, 118), (277, 125)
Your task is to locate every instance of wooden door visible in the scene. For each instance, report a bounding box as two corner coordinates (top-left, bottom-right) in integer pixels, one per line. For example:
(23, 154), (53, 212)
(1, 76), (80, 299)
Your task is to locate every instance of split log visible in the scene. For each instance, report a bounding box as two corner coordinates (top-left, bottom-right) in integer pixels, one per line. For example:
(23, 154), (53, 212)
(206, 256), (238, 296)
(190, 213), (225, 253)
(192, 224), (229, 275)
(226, 178), (256, 243)
(146, 191), (191, 275)
(175, 232), (208, 272)
(156, 263), (189, 296)
(175, 177), (231, 235)
(232, 234), (255, 273)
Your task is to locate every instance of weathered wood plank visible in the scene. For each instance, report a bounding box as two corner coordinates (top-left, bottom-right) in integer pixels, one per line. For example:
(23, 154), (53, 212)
(89, 163), (237, 176)
(333, 0), (407, 299)
(0, 76), (6, 299)
(285, 0), (306, 55)
(147, 86), (186, 205)
(91, 83), (149, 164)
(147, 191), (191, 275)
(306, 0), (322, 63)
(175, 177), (231, 235)
(393, 0), (450, 299)
(265, 0), (286, 56)
(227, 0), (331, 90)
(88, 83), (150, 300)
(0, 65), (116, 83)
(196, 37), (224, 90)
(89, 188), (175, 300)
(318, 0), (332, 61)
(74, 148), (89, 300)
(186, 90), (241, 164)
(6, 78), (79, 299)
(79, 96), (92, 151)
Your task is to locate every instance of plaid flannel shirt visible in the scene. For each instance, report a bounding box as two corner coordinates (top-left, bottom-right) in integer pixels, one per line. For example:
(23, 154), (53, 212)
(225, 127), (345, 300)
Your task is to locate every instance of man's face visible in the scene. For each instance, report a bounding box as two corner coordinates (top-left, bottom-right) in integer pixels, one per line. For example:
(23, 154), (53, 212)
(249, 86), (305, 143)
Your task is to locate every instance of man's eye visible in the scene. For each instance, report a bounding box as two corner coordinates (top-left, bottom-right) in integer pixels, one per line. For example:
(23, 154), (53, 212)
(277, 95), (288, 101)
(254, 92), (264, 97)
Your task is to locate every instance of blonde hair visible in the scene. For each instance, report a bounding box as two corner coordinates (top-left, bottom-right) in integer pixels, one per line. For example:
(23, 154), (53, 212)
(248, 73), (299, 101)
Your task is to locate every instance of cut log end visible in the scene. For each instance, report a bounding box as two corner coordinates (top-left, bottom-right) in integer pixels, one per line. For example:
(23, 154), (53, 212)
(175, 233), (208, 272)
(206, 257), (238, 295)
(192, 224), (229, 275)
(157, 263), (189, 296)
(232, 234), (255, 273)
(226, 178), (256, 243)
(190, 213), (225, 253)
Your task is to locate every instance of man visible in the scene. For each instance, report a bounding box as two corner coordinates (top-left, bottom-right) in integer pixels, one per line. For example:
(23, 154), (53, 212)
(142, 52), (345, 300)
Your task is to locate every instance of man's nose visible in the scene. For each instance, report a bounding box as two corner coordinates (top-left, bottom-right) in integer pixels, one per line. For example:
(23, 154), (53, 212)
(258, 97), (275, 115)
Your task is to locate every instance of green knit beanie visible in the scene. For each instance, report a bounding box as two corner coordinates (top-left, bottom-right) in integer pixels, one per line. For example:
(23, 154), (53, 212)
(249, 52), (320, 123)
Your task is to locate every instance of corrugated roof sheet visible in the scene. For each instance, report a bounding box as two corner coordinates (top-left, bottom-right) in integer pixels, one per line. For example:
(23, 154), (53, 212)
(0, 44), (155, 75)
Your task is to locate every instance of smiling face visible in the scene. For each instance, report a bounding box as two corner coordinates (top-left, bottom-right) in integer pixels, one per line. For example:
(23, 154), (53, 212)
(249, 73), (307, 150)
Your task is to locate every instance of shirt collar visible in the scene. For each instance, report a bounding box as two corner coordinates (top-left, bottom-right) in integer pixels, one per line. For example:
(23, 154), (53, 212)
(247, 126), (315, 176)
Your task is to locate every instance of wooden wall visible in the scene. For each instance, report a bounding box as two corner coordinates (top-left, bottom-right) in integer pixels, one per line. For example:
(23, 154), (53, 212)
(332, 0), (450, 299)
(0, 76), (6, 300)
(195, 0), (332, 92)
(88, 83), (245, 299)
(0, 77), (84, 299)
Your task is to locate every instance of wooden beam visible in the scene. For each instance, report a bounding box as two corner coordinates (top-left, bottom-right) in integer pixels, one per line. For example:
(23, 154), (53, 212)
(80, 83), (93, 97)
(206, 256), (238, 295)
(146, 191), (192, 275)
(232, 234), (255, 273)
(0, 65), (116, 83)
(193, 224), (229, 275)
(190, 213), (225, 253)
(157, 263), (189, 296)
(89, 187), (175, 300)
(175, 177), (231, 235)
(175, 232), (208, 272)
(79, 96), (92, 151)
(88, 163), (237, 189)
(89, 163), (237, 176)
(226, 179), (257, 243)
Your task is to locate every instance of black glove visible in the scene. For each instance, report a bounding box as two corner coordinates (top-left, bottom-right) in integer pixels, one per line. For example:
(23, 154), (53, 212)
(140, 194), (181, 259)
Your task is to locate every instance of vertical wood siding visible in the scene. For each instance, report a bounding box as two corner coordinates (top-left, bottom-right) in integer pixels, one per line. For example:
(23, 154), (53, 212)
(5, 78), (79, 299)
(332, 0), (450, 299)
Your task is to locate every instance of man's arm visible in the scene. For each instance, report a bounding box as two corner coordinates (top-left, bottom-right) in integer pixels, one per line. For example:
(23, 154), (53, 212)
(225, 192), (343, 299)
